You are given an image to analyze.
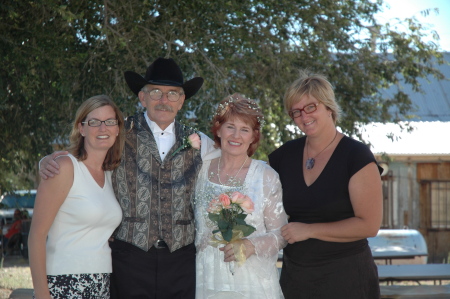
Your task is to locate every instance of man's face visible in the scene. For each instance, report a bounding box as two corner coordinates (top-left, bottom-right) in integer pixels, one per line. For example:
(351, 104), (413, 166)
(139, 84), (185, 130)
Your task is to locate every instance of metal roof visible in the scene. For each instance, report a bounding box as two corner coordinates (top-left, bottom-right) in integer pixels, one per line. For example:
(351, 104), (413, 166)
(357, 53), (450, 156)
(382, 52), (450, 122)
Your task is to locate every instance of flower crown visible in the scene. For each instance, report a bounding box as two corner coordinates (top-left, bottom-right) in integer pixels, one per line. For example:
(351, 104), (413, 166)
(215, 95), (265, 127)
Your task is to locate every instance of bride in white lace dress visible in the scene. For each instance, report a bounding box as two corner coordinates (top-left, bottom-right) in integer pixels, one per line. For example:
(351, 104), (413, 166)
(195, 94), (288, 299)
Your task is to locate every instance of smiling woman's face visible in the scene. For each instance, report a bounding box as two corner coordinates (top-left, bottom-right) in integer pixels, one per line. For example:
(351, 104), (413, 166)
(217, 117), (255, 158)
(78, 105), (119, 152)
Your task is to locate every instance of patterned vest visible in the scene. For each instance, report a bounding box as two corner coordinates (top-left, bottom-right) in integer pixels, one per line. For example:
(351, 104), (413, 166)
(112, 113), (202, 252)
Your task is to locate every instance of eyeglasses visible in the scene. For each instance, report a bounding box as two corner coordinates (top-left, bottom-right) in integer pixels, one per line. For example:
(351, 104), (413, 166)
(288, 103), (320, 119)
(82, 119), (118, 127)
(143, 89), (184, 102)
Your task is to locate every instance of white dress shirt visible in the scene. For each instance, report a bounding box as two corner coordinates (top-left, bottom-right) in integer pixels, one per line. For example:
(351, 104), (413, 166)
(144, 113), (175, 161)
(143, 112), (221, 162)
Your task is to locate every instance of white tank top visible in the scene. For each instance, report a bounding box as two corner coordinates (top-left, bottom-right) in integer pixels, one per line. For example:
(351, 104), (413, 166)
(46, 154), (122, 275)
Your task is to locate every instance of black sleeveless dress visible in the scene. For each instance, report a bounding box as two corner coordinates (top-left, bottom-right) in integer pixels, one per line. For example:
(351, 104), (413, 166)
(268, 136), (381, 299)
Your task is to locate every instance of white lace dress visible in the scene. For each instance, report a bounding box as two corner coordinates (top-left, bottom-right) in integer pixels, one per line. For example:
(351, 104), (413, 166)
(195, 159), (288, 299)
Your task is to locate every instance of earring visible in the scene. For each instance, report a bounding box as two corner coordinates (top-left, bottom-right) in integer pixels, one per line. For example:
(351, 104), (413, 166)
(81, 134), (85, 137)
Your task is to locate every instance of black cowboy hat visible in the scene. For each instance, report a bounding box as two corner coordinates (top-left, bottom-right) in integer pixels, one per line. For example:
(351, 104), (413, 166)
(124, 57), (204, 99)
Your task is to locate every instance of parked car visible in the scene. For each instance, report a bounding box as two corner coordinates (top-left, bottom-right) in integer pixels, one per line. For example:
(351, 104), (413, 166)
(1, 189), (36, 258)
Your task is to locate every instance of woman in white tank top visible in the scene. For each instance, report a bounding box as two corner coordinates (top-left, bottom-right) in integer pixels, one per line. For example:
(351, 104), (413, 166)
(29, 95), (125, 299)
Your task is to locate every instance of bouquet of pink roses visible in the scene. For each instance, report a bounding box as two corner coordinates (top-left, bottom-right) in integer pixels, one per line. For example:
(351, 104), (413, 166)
(207, 191), (256, 269)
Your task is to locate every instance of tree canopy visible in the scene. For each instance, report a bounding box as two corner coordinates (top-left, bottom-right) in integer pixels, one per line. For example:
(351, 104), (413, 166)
(0, 0), (444, 191)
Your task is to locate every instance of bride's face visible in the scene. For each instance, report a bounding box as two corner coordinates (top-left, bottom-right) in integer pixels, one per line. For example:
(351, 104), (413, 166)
(217, 117), (254, 157)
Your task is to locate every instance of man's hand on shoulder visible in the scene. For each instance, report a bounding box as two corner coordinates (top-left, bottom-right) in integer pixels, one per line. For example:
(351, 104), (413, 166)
(39, 151), (69, 180)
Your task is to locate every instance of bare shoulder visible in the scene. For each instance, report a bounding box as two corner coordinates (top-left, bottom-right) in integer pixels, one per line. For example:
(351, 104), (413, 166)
(40, 155), (74, 185)
(54, 155), (74, 172)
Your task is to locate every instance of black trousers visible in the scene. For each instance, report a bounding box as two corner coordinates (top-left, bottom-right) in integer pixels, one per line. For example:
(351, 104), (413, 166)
(110, 240), (196, 299)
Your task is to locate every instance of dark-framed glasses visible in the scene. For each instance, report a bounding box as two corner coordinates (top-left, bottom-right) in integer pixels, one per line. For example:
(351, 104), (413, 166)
(82, 119), (118, 127)
(288, 103), (320, 119)
(144, 89), (183, 102)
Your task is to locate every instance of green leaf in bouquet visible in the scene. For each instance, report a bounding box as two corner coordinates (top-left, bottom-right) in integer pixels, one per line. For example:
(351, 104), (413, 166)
(223, 228), (233, 242)
(234, 224), (256, 237)
(208, 213), (220, 222)
(235, 218), (247, 225)
(236, 213), (247, 220)
(218, 219), (229, 230)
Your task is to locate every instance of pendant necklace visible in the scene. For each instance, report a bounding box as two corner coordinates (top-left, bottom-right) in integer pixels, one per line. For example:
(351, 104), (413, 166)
(217, 155), (249, 185)
(305, 130), (338, 170)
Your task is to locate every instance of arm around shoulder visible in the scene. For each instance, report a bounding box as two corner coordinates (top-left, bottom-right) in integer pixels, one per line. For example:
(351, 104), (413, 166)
(199, 132), (221, 161)
(38, 150), (69, 179)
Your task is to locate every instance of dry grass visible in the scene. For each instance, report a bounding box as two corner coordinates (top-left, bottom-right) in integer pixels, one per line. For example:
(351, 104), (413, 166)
(0, 255), (33, 299)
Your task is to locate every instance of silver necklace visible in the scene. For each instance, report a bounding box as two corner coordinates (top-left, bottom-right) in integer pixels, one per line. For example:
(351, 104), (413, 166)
(305, 130), (338, 170)
(217, 155), (249, 185)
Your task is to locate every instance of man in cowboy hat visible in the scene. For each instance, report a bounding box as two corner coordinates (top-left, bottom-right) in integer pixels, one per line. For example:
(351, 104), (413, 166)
(39, 57), (219, 298)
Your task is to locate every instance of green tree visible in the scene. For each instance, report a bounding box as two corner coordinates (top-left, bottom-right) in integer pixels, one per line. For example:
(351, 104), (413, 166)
(0, 0), (444, 191)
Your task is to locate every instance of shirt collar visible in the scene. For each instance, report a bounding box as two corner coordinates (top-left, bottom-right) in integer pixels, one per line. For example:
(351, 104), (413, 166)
(144, 112), (175, 134)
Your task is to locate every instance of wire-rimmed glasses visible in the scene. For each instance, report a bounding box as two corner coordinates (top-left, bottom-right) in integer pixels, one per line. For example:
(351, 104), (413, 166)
(143, 89), (184, 102)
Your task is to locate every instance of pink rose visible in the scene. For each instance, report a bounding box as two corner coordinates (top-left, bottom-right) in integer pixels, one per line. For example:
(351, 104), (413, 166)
(231, 191), (254, 213)
(188, 133), (201, 150)
(240, 197), (254, 213)
(230, 191), (246, 204)
(218, 193), (231, 207)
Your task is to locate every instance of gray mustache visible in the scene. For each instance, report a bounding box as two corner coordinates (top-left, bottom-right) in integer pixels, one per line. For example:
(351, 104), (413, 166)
(154, 104), (173, 112)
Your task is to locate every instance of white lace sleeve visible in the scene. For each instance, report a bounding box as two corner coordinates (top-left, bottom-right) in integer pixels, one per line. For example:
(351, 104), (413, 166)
(245, 163), (288, 278)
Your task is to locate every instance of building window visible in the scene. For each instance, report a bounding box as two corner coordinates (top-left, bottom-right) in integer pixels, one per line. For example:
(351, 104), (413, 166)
(430, 181), (450, 229)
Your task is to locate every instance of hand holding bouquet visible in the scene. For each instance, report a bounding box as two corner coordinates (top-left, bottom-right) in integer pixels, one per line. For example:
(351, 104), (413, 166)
(207, 191), (256, 271)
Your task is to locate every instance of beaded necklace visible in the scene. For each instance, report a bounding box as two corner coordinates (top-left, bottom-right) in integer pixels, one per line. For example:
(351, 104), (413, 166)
(217, 155), (249, 186)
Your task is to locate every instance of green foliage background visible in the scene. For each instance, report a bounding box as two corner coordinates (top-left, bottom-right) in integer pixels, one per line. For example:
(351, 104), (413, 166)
(0, 0), (444, 191)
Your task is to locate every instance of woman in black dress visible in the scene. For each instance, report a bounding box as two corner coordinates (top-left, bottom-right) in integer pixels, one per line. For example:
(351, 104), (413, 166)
(268, 71), (383, 299)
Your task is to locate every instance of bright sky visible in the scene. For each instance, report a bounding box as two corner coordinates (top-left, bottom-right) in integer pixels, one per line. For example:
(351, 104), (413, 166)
(359, 122), (450, 155)
(376, 0), (450, 51)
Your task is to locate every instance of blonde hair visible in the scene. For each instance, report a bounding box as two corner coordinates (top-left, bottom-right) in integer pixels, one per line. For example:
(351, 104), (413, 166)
(284, 70), (341, 124)
(67, 95), (125, 170)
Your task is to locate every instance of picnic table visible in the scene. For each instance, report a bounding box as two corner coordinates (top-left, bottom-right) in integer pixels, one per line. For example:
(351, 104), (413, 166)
(369, 229), (428, 265)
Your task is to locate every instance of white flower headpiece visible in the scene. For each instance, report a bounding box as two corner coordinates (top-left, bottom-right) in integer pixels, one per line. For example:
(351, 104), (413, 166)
(215, 95), (265, 127)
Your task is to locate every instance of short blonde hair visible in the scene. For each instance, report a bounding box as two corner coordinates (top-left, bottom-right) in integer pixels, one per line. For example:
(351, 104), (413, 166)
(67, 95), (125, 170)
(284, 70), (341, 124)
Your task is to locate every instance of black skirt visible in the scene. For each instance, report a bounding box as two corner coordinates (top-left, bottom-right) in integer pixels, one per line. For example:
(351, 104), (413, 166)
(280, 246), (380, 299)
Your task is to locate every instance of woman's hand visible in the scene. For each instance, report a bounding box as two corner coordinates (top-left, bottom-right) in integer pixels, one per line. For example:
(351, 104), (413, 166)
(281, 222), (311, 244)
(220, 239), (255, 263)
(39, 151), (68, 179)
